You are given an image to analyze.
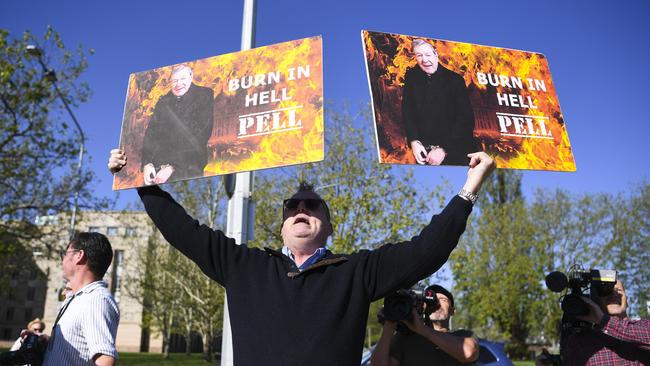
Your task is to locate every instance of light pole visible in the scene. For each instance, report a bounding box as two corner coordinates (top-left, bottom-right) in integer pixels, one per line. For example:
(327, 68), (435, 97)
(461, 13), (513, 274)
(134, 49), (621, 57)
(26, 44), (86, 240)
(220, 1), (257, 364)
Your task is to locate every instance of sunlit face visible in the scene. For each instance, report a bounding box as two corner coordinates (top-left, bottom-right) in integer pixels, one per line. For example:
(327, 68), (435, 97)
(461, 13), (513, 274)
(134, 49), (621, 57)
(594, 280), (628, 317)
(428, 293), (453, 322)
(29, 323), (44, 334)
(170, 67), (193, 96)
(280, 191), (332, 250)
(413, 43), (439, 75)
(61, 244), (80, 281)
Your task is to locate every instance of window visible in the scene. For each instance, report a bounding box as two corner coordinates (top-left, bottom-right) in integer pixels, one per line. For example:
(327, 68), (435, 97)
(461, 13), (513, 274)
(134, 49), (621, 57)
(477, 346), (497, 364)
(88, 226), (102, 233)
(125, 227), (138, 237)
(107, 227), (119, 236)
(110, 250), (125, 304)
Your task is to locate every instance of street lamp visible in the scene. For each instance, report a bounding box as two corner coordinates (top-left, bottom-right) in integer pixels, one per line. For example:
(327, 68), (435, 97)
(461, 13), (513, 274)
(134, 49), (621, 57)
(26, 44), (86, 240)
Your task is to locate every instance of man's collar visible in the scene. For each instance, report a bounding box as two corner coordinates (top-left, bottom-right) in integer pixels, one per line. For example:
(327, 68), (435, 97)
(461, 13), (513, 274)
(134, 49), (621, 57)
(281, 246), (330, 271)
(74, 280), (108, 296)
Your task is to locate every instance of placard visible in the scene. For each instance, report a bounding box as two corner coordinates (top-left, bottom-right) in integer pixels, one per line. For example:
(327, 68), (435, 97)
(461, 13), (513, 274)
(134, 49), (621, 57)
(113, 36), (324, 190)
(362, 30), (575, 171)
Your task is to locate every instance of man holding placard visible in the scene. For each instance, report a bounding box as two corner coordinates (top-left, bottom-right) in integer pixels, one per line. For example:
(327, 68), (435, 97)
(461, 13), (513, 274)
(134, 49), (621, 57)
(108, 149), (494, 365)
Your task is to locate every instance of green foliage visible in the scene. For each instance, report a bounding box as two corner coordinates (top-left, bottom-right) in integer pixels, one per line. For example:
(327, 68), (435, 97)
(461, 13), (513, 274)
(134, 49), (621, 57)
(452, 170), (544, 357)
(0, 26), (102, 292)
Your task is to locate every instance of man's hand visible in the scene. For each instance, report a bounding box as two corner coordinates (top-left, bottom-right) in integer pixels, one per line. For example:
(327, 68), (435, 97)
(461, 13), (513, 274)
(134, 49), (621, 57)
(154, 164), (174, 184)
(19, 329), (49, 346)
(94, 354), (116, 366)
(410, 140), (427, 165)
(108, 149), (127, 174)
(425, 147), (446, 165)
(382, 319), (398, 334)
(142, 163), (157, 185)
(462, 152), (496, 194)
(576, 296), (606, 325)
(401, 308), (429, 336)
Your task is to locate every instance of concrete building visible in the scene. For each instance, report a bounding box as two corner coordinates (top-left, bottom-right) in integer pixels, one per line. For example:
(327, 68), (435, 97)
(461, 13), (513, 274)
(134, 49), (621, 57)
(0, 211), (163, 352)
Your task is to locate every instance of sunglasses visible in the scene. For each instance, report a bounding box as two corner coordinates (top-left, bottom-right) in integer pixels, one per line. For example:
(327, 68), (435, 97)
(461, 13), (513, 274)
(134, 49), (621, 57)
(59, 249), (81, 260)
(283, 198), (330, 220)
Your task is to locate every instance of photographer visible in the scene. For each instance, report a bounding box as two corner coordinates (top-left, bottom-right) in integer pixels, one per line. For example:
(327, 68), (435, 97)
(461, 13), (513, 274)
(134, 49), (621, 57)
(371, 285), (479, 366)
(9, 319), (45, 352)
(560, 279), (650, 365)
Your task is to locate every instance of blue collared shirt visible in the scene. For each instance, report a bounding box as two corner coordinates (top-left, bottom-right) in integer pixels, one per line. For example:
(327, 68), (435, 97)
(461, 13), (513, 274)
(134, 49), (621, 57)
(282, 246), (328, 271)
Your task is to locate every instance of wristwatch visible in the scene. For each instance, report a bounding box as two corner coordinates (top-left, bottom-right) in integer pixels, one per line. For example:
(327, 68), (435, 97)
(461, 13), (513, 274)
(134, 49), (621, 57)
(458, 189), (478, 204)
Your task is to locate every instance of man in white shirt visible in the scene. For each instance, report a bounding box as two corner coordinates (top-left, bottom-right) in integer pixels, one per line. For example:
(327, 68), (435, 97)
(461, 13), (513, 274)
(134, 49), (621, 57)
(33, 232), (119, 366)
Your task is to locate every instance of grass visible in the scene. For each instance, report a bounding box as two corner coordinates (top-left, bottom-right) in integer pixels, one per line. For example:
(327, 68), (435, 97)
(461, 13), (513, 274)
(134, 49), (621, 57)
(118, 352), (214, 366)
(513, 362), (535, 366)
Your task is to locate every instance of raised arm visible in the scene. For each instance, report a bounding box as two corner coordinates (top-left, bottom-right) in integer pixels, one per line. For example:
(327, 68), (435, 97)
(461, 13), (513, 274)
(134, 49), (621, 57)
(364, 152), (494, 299)
(108, 149), (242, 285)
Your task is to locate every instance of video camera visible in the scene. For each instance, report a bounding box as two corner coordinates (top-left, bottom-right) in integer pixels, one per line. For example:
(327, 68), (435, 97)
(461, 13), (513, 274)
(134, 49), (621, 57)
(381, 288), (439, 322)
(545, 265), (617, 333)
(0, 333), (45, 366)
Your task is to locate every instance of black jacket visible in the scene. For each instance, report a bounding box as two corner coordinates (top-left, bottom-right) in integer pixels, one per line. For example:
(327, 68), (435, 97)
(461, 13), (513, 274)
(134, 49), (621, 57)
(402, 65), (478, 165)
(141, 83), (214, 180)
(138, 186), (473, 366)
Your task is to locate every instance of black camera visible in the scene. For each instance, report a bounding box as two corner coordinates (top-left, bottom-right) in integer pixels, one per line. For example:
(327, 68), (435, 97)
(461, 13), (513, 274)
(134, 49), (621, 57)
(545, 266), (617, 317)
(0, 333), (45, 366)
(382, 288), (439, 322)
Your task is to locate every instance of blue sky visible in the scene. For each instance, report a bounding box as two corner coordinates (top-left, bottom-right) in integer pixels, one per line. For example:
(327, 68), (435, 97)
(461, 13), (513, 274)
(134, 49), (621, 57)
(2, 0), (649, 206)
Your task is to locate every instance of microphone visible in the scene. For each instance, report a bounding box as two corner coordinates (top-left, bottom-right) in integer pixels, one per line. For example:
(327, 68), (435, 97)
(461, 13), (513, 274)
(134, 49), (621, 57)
(545, 271), (568, 293)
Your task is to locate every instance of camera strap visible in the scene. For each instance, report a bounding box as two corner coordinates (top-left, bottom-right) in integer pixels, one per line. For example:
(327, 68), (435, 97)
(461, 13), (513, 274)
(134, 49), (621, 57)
(53, 294), (76, 328)
(48, 294), (76, 349)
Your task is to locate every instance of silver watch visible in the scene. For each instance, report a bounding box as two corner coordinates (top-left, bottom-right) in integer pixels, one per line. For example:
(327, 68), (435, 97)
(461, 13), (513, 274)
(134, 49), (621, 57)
(458, 189), (478, 204)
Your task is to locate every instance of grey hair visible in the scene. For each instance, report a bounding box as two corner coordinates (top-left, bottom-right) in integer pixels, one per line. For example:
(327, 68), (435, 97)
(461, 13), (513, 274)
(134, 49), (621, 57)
(411, 39), (437, 55)
(171, 64), (193, 77)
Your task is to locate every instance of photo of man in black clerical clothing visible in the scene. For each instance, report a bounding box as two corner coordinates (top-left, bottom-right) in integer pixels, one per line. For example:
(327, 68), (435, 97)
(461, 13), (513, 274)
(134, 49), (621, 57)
(140, 64), (214, 185)
(401, 39), (479, 166)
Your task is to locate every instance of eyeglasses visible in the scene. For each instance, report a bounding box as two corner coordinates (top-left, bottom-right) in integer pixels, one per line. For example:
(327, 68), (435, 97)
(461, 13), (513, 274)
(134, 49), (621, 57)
(59, 249), (81, 260)
(283, 198), (330, 220)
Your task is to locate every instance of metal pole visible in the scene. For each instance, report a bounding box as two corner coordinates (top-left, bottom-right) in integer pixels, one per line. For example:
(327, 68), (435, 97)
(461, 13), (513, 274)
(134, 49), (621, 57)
(220, 1), (256, 364)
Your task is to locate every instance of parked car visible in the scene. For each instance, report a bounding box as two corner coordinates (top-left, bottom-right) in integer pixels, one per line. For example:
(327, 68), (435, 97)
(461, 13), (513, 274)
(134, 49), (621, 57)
(476, 339), (514, 366)
(360, 339), (514, 365)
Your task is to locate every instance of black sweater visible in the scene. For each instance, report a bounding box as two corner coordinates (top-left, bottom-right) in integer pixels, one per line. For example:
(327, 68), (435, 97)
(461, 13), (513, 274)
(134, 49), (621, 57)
(401, 66), (479, 165)
(138, 186), (472, 365)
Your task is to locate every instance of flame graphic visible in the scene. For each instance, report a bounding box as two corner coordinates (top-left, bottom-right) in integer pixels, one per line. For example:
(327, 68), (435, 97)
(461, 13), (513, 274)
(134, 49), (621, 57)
(363, 30), (576, 171)
(114, 36), (324, 190)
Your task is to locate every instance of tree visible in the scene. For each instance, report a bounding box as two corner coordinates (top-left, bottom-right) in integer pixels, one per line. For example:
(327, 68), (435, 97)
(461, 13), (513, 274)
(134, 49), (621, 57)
(0, 27), (102, 294)
(451, 170), (546, 357)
